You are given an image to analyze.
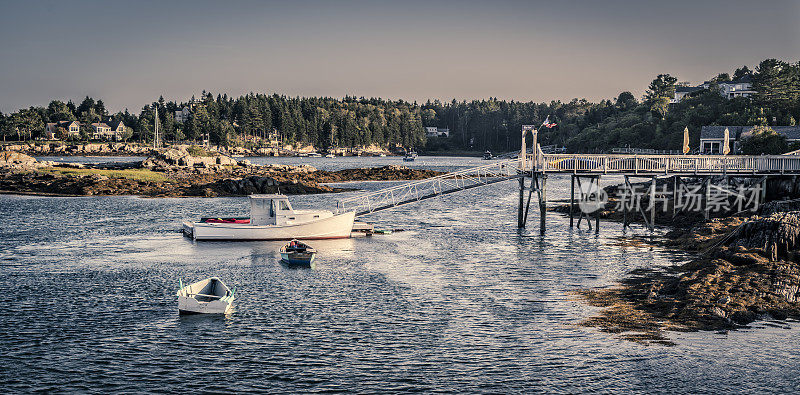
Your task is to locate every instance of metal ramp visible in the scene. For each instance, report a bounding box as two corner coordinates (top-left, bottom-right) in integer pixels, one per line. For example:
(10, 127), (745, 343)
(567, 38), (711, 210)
(336, 158), (523, 216)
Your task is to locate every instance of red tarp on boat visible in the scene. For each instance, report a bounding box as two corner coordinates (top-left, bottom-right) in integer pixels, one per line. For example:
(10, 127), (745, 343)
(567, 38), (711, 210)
(203, 218), (250, 224)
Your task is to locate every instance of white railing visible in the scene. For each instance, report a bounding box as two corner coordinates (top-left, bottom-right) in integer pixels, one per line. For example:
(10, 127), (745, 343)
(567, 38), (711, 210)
(337, 158), (522, 215)
(529, 153), (800, 174)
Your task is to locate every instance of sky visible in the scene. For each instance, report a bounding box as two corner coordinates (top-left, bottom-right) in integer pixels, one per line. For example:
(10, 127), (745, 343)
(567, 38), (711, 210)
(0, 0), (798, 113)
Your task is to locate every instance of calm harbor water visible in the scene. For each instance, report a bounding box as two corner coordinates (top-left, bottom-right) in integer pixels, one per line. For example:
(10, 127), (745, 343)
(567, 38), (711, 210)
(3, 160), (800, 392)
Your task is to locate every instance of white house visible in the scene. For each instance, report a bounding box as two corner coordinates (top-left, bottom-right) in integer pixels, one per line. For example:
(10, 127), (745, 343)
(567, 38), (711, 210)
(45, 120), (81, 139)
(425, 127), (450, 138)
(671, 86), (702, 103)
(91, 120), (126, 141)
(701, 75), (756, 99)
(174, 107), (190, 123)
(674, 75), (756, 103)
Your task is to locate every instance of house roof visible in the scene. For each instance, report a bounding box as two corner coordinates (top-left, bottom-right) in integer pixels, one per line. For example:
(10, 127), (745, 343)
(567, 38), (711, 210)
(700, 126), (747, 140)
(106, 120), (124, 130)
(701, 125), (800, 141)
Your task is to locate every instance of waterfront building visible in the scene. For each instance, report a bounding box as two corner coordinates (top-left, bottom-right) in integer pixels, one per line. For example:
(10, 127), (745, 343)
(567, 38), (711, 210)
(45, 120), (81, 139)
(699, 125), (800, 154)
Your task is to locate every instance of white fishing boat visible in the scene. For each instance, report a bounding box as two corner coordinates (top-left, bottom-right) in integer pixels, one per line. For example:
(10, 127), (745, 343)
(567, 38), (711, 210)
(183, 194), (356, 241)
(176, 277), (234, 315)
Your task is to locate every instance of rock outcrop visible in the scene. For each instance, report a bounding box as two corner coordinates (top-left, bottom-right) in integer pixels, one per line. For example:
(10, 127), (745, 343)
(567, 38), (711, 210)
(141, 147), (239, 170)
(578, 211), (800, 344)
(0, 151), (38, 169)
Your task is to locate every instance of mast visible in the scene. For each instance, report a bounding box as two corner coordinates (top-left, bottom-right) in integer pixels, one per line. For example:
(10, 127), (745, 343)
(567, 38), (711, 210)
(153, 107), (160, 149)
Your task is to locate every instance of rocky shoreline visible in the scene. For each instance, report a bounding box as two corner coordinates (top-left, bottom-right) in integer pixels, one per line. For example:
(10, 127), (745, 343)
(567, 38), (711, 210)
(0, 149), (442, 198)
(3, 142), (395, 157)
(558, 179), (800, 345)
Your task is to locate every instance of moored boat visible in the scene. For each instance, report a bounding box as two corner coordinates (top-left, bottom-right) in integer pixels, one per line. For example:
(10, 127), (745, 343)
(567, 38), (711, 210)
(183, 194), (356, 241)
(280, 239), (317, 266)
(176, 277), (234, 315)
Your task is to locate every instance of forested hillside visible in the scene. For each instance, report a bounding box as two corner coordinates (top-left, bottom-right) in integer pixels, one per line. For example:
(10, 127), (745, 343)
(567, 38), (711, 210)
(1, 58), (797, 153)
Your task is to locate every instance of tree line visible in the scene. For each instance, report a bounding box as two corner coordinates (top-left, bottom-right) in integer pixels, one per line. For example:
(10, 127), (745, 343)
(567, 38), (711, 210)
(0, 58), (797, 153)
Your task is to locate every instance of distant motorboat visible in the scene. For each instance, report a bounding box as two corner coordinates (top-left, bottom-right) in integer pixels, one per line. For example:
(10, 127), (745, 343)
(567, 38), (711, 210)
(307, 152), (322, 157)
(324, 153), (335, 158)
(280, 239), (317, 266)
(176, 277), (234, 315)
(183, 194), (356, 241)
(379, 153), (386, 157)
(403, 150), (417, 162)
(483, 150), (493, 160)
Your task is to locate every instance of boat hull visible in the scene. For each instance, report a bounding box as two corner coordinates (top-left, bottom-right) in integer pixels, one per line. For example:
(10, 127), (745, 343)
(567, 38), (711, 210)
(188, 211), (356, 241)
(280, 251), (316, 266)
(178, 296), (232, 315)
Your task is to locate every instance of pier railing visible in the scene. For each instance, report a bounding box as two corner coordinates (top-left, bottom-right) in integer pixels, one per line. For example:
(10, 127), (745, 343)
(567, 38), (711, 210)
(337, 158), (522, 216)
(527, 153), (800, 174)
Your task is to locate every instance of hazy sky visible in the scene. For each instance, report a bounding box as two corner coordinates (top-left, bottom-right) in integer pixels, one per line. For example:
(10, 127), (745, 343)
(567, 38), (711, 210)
(0, 0), (798, 113)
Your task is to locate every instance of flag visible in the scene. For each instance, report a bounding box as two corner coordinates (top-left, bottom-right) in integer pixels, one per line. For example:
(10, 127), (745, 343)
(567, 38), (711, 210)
(722, 127), (730, 155)
(540, 116), (550, 128)
(682, 127), (690, 154)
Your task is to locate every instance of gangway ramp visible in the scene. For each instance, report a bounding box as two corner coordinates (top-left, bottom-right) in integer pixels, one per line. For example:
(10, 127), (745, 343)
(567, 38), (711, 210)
(337, 158), (523, 216)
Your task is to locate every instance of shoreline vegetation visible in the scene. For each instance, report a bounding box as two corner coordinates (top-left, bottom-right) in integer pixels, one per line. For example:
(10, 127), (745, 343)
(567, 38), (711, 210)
(550, 179), (800, 345)
(0, 147), (442, 198)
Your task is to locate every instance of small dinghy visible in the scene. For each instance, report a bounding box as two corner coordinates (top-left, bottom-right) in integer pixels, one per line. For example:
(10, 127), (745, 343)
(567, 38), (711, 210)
(176, 277), (234, 315)
(280, 239), (317, 266)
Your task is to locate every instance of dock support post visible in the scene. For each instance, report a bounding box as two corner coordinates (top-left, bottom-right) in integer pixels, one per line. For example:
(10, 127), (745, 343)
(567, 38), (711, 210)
(569, 175), (575, 227)
(595, 175), (601, 234)
(540, 174), (547, 235)
(650, 176), (656, 232)
(672, 176), (679, 218)
(622, 175), (629, 230)
(517, 175), (525, 228)
(704, 176), (711, 220)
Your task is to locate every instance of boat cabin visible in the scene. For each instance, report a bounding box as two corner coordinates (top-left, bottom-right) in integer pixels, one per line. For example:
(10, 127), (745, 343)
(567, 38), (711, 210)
(249, 194), (333, 226)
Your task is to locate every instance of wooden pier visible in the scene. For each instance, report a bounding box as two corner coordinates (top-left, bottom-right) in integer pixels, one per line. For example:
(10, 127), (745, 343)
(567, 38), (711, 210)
(338, 125), (800, 235)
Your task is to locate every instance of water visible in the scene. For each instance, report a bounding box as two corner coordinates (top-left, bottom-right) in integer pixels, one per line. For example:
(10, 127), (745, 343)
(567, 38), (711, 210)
(2, 168), (800, 392)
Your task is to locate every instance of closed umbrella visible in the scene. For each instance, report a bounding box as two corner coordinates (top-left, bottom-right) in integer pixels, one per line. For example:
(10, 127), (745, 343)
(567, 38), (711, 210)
(723, 127), (730, 155)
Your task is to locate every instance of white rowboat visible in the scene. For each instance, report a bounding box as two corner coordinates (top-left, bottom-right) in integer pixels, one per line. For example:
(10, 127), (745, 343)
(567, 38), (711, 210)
(176, 277), (234, 315)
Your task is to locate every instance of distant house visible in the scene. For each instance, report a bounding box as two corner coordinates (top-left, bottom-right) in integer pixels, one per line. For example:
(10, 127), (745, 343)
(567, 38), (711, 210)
(45, 120), (81, 139)
(701, 75), (756, 99)
(175, 107), (190, 123)
(425, 127), (450, 138)
(672, 75), (756, 103)
(671, 86), (703, 103)
(91, 120), (126, 141)
(699, 125), (800, 154)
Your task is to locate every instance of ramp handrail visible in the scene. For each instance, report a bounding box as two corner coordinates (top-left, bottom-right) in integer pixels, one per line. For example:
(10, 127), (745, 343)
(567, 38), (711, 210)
(337, 158), (524, 215)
